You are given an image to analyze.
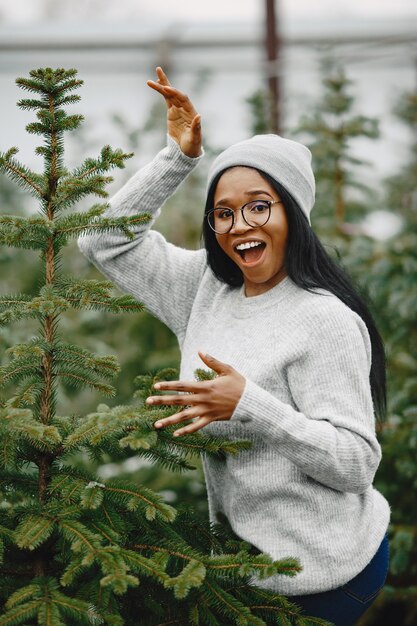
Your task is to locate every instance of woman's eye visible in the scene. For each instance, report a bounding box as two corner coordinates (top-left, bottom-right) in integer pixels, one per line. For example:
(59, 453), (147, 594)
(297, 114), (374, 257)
(250, 202), (269, 213)
(217, 208), (234, 220)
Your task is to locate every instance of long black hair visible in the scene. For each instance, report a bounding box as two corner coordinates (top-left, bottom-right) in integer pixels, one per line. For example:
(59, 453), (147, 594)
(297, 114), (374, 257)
(202, 168), (387, 424)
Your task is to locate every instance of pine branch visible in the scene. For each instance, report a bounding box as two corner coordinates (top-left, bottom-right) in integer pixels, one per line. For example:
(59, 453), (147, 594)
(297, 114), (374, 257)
(54, 276), (144, 313)
(54, 208), (151, 246)
(0, 295), (42, 327)
(168, 511), (226, 557)
(0, 354), (43, 388)
(150, 422), (253, 459)
(206, 553), (302, 581)
(14, 515), (55, 550)
(15, 68), (82, 96)
(70, 145), (134, 180)
(5, 377), (43, 409)
(0, 149), (45, 198)
(130, 543), (196, 566)
(131, 534), (301, 596)
(88, 520), (120, 545)
(94, 546), (140, 596)
(57, 518), (142, 596)
(80, 482), (105, 510)
(48, 469), (177, 526)
(232, 586), (312, 626)
(3, 577), (104, 626)
(0, 599), (41, 625)
(0, 470), (38, 493)
(0, 294), (32, 312)
(64, 399), (250, 473)
(203, 579), (266, 626)
(0, 215), (53, 250)
(62, 404), (156, 450)
(59, 556), (88, 588)
(26, 109), (84, 137)
(104, 479), (177, 523)
(64, 404), (162, 450)
(54, 94), (82, 107)
(164, 559), (207, 599)
(51, 75), (83, 95)
(17, 97), (50, 111)
(0, 406), (61, 453)
(53, 342), (120, 380)
(58, 518), (103, 555)
(62, 413), (113, 450)
(6, 338), (46, 360)
(0, 287), (70, 327)
(54, 173), (113, 206)
(51, 146), (132, 210)
(128, 444), (197, 473)
(48, 471), (94, 506)
(131, 518), (214, 567)
(0, 524), (14, 544)
(56, 366), (115, 396)
(249, 598), (334, 626)
(48, 202), (147, 247)
(0, 421), (22, 468)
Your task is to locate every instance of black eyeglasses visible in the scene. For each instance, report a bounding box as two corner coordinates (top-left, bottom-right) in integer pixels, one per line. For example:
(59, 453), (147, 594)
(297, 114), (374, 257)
(206, 199), (283, 234)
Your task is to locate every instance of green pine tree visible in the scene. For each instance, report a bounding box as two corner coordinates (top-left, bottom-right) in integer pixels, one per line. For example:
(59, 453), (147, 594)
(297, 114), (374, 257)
(296, 57), (379, 237)
(0, 68), (331, 626)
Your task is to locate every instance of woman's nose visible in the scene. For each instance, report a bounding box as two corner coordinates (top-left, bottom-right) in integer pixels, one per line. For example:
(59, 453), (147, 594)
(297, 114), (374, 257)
(229, 209), (251, 234)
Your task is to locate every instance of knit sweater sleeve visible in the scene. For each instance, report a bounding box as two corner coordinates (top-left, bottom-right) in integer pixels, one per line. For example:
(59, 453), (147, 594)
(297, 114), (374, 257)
(230, 306), (382, 494)
(77, 136), (207, 338)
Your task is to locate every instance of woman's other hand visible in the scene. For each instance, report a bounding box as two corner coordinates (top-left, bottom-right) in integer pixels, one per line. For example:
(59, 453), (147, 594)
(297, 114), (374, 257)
(146, 352), (246, 436)
(147, 66), (202, 158)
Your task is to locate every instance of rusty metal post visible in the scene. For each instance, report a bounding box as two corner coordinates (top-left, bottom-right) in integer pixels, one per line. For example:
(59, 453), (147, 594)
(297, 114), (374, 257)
(265, 0), (281, 133)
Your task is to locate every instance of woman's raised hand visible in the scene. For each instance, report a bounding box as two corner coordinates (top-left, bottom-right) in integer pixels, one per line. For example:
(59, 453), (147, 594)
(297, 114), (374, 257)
(146, 352), (246, 437)
(147, 67), (202, 158)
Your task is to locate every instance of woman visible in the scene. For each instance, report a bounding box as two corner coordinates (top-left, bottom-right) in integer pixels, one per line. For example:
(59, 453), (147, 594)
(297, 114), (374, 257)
(78, 67), (391, 625)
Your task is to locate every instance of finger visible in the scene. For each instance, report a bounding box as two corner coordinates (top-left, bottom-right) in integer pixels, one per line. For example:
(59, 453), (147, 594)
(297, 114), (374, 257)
(146, 82), (195, 114)
(154, 407), (203, 429)
(153, 380), (203, 392)
(191, 114), (202, 134)
(174, 417), (211, 437)
(146, 393), (201, 406)
(198, 351), (231, 375)
(155, 66), (171, 86)
(146, 80), (173, 97)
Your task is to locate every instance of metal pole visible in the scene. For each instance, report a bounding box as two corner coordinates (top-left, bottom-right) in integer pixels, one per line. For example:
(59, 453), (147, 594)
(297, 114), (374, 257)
(265, 0), (281, 133)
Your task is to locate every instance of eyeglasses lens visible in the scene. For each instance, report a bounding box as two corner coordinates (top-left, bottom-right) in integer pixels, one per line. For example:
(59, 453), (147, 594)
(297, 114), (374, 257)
(210, 201), (271, 234)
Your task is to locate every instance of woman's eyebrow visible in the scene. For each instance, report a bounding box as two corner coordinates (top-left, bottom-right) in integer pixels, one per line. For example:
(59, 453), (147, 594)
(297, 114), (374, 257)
(245, 190), (273, 197)
(215, 190), (273, 205)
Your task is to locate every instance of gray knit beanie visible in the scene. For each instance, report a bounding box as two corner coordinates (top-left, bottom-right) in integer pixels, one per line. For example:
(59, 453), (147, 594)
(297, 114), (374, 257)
(206, 134), (315, 224)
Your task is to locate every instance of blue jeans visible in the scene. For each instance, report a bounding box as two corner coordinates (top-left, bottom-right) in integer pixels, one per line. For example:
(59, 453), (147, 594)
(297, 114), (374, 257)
(288, 533), (390, 626)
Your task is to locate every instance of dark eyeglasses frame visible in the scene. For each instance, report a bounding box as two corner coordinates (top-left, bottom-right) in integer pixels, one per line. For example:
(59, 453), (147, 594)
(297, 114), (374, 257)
(206, 199), (283, 234)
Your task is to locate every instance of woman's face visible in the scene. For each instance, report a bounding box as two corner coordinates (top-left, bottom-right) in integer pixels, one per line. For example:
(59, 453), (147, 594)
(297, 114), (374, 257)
(213, 167), (288, 297)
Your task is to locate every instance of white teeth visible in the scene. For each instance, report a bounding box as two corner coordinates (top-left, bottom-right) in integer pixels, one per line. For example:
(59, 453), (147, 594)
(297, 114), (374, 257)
(235, 241), (263, 251)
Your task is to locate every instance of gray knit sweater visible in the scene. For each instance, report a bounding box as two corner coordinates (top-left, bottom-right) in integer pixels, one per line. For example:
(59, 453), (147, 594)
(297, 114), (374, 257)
(77, 136), (391, 596)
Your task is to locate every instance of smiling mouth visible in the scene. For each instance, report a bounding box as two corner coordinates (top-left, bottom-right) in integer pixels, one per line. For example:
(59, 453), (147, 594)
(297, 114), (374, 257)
(235, 241), (266, 264)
